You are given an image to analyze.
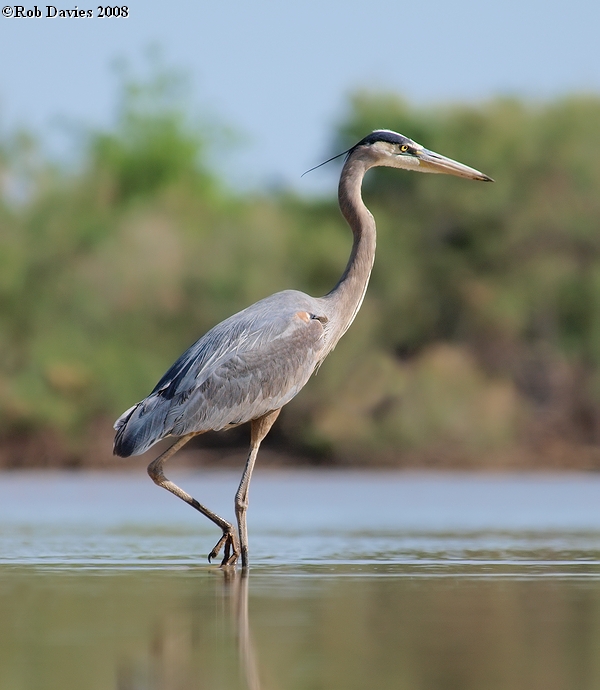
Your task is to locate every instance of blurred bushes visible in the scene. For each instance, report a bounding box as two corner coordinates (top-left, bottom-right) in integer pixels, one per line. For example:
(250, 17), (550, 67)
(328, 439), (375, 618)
(1, 82), (600, 467)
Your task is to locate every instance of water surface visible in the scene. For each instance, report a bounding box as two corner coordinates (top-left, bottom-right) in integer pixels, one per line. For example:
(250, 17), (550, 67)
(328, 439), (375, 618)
(1, 470), (599, 689)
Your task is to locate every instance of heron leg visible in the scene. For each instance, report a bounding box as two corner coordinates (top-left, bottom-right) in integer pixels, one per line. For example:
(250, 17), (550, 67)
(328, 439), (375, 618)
(235, 409), (281, 568)
(147, 434), (240, 566)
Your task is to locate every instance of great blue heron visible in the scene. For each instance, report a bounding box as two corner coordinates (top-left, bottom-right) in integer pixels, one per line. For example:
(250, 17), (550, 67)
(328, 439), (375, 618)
(113, 130), (492, 567)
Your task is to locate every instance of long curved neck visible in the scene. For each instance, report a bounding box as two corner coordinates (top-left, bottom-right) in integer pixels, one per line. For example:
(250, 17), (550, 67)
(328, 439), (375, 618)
(324, 155), (376, 343)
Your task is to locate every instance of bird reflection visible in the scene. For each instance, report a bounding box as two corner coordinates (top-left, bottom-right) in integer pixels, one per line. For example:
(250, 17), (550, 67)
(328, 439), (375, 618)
(222, 569), (262, 690)
(116, 569), (264, 690)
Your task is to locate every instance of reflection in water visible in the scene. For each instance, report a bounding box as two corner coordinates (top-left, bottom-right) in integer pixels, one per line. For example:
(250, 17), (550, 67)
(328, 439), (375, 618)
(2, 472), (600, 688)
(113, 568), (264, 690)
(228, 570), (261, 690)
(2, 566), (600, 689)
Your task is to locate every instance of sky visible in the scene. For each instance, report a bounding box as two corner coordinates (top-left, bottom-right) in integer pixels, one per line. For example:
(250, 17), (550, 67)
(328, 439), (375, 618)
(1, 0), (599, 193)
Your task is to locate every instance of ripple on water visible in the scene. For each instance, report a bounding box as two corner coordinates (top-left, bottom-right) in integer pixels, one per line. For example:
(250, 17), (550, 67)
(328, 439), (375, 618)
(1, 470), (600, 576)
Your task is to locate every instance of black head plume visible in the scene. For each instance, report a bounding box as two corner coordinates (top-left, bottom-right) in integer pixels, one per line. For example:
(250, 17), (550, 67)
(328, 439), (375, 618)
(301, 147), (352, 177)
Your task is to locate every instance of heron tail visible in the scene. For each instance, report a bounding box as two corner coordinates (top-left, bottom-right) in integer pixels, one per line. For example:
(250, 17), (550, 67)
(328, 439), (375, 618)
(113, 396), (168, 457)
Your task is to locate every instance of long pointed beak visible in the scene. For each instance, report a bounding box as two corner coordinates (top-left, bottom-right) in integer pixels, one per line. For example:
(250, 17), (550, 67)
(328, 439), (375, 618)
(416, 148), (493, 181)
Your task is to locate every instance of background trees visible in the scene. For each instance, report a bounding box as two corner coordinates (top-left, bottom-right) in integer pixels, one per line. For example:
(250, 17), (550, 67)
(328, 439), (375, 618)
(2, 79), (600, 467)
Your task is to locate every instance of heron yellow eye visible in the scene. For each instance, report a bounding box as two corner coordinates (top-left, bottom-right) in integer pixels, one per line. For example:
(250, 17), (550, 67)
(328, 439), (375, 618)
(400, 144), (409, 153)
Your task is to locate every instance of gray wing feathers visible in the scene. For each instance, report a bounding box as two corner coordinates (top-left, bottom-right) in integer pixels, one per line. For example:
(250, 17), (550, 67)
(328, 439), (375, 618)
(113, 291), (327, 457)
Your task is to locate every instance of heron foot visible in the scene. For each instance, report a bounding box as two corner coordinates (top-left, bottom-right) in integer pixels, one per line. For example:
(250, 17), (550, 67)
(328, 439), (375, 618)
(208, 529), (239, 567)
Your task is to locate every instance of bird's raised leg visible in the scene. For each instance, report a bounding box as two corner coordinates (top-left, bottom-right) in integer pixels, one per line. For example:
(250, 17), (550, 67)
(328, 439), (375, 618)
(147, 433), (240, 566)
(235, 409), (281, 568)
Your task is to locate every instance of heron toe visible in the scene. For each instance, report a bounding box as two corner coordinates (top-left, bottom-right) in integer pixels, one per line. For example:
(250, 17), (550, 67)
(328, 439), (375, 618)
(208, 529), (240, 566)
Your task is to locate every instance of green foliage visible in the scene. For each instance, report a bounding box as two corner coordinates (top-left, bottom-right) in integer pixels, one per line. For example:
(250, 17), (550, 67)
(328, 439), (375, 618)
(2, 83), (600, 465)
(336, 93), (600, 364)
(307, 92), (600, 463)
(90, 74), (213, 204)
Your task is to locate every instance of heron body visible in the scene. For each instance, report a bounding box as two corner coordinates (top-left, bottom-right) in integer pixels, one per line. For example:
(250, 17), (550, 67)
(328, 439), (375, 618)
(114, 129), (492, 567)
(114, 291), (330, 455)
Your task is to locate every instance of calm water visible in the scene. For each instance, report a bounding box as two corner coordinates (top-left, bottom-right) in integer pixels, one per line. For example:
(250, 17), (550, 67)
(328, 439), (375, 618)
(1, 470), (600, 689)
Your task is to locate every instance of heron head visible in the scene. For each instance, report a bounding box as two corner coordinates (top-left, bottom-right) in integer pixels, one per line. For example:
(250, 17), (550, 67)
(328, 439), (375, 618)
(352, 129), (493, 182)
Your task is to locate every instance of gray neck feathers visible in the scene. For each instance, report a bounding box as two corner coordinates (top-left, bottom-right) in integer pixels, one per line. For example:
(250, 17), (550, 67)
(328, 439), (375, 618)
(324, 155), (376, 345)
